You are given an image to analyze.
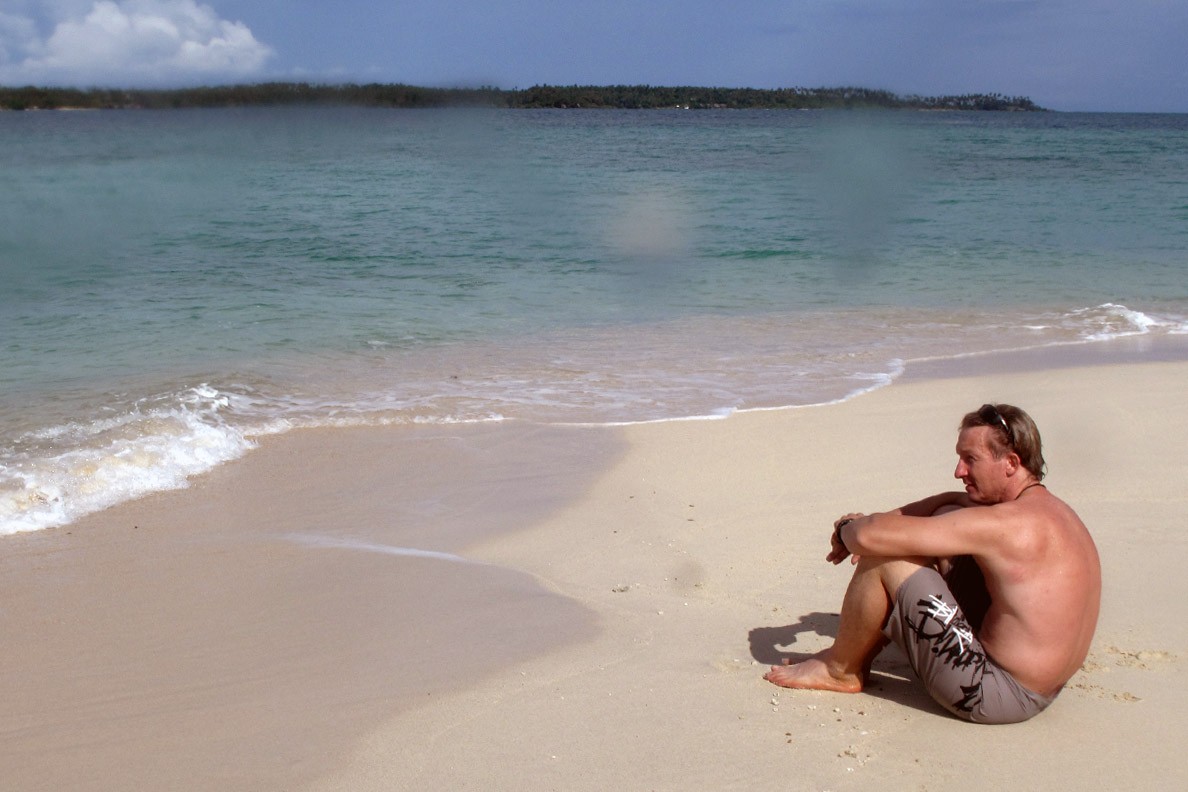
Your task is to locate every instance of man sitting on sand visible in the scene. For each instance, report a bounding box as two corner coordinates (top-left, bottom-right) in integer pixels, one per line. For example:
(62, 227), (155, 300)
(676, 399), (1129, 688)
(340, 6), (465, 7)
(766, 403), (1100, 724)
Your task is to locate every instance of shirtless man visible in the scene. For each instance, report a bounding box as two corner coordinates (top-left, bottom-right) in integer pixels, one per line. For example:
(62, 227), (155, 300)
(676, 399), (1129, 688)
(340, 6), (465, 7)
(765, 403), (1101, 723)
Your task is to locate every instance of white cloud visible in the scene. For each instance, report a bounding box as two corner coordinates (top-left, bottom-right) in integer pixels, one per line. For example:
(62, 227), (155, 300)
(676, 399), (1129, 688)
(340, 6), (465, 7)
(0, 1), (273, 86)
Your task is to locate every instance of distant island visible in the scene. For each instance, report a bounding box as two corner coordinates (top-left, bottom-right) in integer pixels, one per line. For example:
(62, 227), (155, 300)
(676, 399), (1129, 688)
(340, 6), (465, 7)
(0, 83), (1045, 112)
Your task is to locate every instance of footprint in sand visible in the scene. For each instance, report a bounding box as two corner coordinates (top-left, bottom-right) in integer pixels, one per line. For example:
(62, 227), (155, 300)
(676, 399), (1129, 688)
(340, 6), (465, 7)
(1104, 645), (1177, 670)
(1081, 645), (1178, 672)
(1071, 645), (1179, 703)
(1068, 678), (1142, 703)
(712, 656), (756, 673)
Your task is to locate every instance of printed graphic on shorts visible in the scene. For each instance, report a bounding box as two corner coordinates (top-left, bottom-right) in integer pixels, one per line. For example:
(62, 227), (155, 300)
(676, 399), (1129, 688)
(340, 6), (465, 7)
(905, 594), (988, 714)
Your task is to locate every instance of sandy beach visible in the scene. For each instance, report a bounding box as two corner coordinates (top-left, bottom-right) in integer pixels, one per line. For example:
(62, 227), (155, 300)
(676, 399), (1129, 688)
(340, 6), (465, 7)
(3, 354), (1186, 791)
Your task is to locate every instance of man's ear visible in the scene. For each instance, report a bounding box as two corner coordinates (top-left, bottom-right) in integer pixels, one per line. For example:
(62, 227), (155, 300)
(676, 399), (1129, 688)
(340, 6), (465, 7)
(1004, 451), (1022, 475)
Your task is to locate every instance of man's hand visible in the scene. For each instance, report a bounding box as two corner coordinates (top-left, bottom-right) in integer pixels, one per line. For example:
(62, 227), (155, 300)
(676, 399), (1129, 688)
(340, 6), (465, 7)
(828, 513), (865, 565)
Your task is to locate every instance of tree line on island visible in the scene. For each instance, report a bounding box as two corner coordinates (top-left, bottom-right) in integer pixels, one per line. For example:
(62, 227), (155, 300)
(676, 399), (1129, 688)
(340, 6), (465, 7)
(0, 83), (1044, 112)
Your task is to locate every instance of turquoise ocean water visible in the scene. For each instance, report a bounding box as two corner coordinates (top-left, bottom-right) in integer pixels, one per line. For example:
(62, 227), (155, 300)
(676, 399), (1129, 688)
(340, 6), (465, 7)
(2, 107), (1186, 535)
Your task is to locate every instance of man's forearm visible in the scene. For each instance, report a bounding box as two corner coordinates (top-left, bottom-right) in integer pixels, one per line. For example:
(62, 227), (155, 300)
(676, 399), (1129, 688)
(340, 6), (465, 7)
(829, 492), (971, 564)
(840, 491), (977, 558)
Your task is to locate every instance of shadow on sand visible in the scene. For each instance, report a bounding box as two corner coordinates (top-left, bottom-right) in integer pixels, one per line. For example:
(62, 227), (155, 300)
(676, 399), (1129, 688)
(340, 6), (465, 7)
(748, 611), (944, 717)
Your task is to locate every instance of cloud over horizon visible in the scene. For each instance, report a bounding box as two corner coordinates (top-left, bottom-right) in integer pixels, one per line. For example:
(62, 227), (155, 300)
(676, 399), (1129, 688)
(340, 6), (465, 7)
(0, 1), (273, 86)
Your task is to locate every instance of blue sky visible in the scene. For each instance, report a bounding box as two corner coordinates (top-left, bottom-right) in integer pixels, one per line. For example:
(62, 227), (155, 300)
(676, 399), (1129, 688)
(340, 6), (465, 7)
(1, 1), (1185, 112)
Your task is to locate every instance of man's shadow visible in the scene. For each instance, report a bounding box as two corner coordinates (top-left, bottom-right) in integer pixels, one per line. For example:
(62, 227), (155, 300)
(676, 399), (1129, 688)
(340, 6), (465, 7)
(748, 612), (941, 715)
(748, 611), (841, 665)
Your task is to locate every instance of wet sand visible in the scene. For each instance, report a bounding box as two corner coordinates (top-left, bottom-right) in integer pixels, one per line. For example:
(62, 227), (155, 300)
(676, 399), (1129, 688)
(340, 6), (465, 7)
(0, 423), (621, 791)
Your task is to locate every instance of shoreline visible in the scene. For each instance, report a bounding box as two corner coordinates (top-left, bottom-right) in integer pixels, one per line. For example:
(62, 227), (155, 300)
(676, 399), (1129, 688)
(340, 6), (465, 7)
(6, 327), (1185, 538)
(0, 84), (1047, 112)
(3, 350), (1187, 789)
(899, 331), (1188, 382)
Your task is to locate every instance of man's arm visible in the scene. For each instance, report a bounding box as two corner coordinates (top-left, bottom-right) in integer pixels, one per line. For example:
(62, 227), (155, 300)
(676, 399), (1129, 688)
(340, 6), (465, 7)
(827, 491), (973, 564)
(837, 501), (1018, 562)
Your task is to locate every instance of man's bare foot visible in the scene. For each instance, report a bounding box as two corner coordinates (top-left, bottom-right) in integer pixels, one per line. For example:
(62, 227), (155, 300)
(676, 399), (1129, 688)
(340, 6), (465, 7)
(763, 652), (863, 693)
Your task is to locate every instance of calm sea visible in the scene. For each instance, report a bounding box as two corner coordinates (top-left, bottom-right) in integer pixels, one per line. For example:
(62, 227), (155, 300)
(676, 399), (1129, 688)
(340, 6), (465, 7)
(2, 107), (1186, 534)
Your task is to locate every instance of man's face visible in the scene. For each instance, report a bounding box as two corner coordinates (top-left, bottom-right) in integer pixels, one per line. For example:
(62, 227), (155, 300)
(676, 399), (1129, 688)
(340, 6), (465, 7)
(954, 426), (1012, 504)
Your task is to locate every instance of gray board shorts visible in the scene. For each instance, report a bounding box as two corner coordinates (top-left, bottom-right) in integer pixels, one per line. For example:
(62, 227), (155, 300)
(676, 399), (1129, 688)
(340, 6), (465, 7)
(882, 561), (1055, 724)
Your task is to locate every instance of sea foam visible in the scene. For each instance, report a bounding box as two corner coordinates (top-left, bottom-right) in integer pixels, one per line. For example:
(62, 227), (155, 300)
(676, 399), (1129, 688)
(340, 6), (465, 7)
(1073, 303), (1187, 341)
(0, 385), (254, 535)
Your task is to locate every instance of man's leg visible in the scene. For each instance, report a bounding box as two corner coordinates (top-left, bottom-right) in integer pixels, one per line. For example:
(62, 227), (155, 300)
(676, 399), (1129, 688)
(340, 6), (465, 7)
(765, 556), (930, 692)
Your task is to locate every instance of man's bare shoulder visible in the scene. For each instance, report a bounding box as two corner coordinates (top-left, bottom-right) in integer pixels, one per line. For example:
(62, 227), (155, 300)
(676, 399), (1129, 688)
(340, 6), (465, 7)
(1015, 487), (1089, 534)
(980, 487), (1095, 566)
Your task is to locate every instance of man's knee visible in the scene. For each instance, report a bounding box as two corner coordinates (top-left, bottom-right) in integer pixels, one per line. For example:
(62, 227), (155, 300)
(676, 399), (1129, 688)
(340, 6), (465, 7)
(856, 556), (932, 599)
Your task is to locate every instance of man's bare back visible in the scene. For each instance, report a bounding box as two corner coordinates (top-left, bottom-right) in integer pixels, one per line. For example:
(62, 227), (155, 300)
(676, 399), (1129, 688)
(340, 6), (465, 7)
(968, 486), (1100, 695)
